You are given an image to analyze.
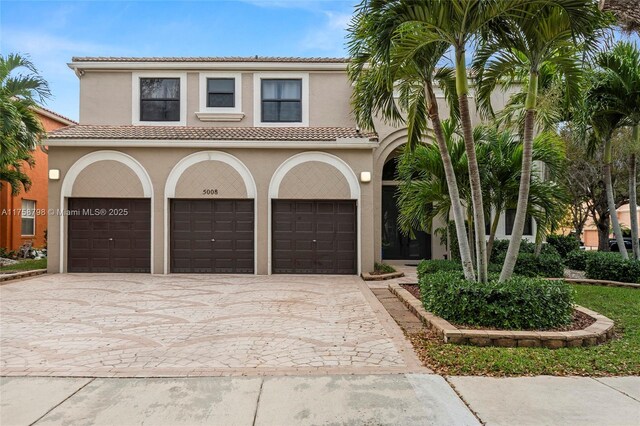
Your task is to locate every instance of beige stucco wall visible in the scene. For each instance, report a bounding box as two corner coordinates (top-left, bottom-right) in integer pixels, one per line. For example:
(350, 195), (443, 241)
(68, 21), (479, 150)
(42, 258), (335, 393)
(174, 161), (248, 198)
(79, 70), (355, 128)
(79, 72), (132, 125)
(48, 147), (374, 275)
(72, 160), (144, 197)
(279, 161), (351, 199)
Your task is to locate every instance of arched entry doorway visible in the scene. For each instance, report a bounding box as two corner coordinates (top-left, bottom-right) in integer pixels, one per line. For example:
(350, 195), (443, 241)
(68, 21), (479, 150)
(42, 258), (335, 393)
(381, 151), (431, 260)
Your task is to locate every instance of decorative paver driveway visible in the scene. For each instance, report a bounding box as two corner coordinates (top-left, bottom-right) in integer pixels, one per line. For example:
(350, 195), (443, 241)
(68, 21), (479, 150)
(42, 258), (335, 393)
(0, 274), (423, 377)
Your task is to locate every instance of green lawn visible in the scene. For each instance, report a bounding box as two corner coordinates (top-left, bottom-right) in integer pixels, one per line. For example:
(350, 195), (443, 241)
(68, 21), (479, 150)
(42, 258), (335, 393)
(0, 258), (47, 272)
(410, 284), (640, 376)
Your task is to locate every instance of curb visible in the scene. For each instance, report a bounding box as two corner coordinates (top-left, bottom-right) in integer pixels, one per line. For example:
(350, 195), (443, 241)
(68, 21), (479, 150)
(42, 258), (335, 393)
(0, 269), (47, 284)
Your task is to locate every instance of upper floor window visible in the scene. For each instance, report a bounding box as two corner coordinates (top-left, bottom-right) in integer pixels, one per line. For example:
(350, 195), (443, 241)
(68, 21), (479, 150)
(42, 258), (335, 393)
(505, 208), (533, 236)
(261, 79), (302, 123)
(254, 73), (308, 127)
(196, 72), (243, 122)
(132, 72), (186, 126)
(140, 78), (180, 122)
(207, 78), (235, 108)
(21, 199), (35, 236)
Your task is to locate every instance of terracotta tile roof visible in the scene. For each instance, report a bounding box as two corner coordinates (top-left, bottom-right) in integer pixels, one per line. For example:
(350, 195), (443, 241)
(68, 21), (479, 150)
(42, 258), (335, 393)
(46, 125), (377, 141)
(72, 56), (349, 63)
(33, 105), (78, 125)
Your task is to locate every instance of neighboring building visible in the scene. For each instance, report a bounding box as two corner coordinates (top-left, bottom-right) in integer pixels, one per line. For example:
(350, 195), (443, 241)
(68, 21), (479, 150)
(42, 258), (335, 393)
(0, 107), (75, 253)
(46, 56), (515, 275)
(581, 203), (640, 249)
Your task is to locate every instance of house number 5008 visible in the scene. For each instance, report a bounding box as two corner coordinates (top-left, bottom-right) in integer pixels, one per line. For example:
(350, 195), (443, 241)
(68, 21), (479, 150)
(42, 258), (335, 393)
(202, 189), (219, 195)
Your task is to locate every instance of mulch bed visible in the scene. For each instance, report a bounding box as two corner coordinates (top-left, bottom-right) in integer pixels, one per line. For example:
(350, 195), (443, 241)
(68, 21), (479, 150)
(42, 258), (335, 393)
(399, 283), (596, 332)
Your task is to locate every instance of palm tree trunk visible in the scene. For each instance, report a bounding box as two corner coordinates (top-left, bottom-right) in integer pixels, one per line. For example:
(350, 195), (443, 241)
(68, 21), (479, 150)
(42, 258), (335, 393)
(456, 48), (488, 283)
(467, 210), (476, 267)
(425, 84), (475, 280)
(629, 125), (639, 260)
(604, 137), (629, 259)
(486, 209), (501, 261)
(500, 72), (537, 282)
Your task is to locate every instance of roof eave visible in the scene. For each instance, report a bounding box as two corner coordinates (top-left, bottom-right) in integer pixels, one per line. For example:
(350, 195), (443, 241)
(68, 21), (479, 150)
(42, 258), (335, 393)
(45, 138), (379, 149)
(67, 61), (350, 74)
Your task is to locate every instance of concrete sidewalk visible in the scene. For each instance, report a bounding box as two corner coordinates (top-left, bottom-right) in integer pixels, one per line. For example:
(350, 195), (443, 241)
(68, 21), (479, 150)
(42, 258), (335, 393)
(0, 374), (477, 426)
(1, 374), (638, 425)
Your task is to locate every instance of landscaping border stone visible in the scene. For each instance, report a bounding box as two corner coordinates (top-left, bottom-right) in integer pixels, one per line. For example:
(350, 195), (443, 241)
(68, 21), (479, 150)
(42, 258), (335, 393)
(0, 269), (47, 284)
(361, 271), (405, 281)
(551, 277), (639, 289)
(388, 282), (614, 348)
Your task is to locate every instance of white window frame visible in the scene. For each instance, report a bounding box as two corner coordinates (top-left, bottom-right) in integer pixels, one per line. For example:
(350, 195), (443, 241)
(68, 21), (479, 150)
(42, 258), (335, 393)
(253, 72), (309, 127)
(198, 72), (242, 114)
(21, 199), (36, 236)
(132, 72), (187, 126)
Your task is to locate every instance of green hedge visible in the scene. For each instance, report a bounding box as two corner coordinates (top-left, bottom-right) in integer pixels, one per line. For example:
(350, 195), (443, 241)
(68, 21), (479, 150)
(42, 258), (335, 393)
(418, 252), (563, 280)
(418, 271), (574, 330)
(492, 252), (565, 278)
(546, 234), (581, 258)
(565, 250), (600, 271)
(490, 239), (559, 263)
(585, 252), (640, 283)
(417, 259), (462, 280)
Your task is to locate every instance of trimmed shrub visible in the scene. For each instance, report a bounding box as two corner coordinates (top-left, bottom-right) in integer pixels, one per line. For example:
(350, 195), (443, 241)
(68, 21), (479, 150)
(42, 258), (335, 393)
(418, 271), (574, 329)
(374, 262), (396, 274)
(490, 238), (558, 263)
(585, 252), (640, 283)
(546, 234), (581, 258)
(492, 252), (565, 278)
(565, 250), (599, 271)
(417, 259), (461, 280)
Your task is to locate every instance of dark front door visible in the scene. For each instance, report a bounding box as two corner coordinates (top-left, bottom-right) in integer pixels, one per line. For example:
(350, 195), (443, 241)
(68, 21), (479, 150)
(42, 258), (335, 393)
(170, 199), (254, 273)
(67, 198), (151, 273)
(382, 186), (431, 260)
(272, 200), (357, 274)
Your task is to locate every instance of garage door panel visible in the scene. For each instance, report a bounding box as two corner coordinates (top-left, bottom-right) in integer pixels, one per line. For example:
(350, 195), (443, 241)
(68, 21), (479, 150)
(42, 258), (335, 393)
(170, 199), (254, 274)
(67, 198), (151, 273)
(272, 200), (356, 274)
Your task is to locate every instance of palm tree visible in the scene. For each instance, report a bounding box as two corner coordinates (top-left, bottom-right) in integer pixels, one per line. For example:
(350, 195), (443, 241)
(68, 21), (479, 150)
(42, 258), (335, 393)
(348, 3), (476, 280)
(396, 121), (568, 261)
(479, 127), (566, 258)
(473, 0), (604, 280)
(587, 41), (640, 259)
(0, 53), (50, 194)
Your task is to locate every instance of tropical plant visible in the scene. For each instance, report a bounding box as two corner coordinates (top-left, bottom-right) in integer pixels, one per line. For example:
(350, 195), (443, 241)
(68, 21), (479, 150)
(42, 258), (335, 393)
(395, 121), (568, 263)
(587, 41), (640, 260)
(473, 0), (605, 280)
(348, 2), (476, 280)
(0, 53), (50, 194)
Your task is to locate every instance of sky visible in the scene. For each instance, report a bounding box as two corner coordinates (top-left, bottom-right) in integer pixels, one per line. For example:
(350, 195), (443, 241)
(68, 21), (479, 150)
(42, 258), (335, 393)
(1, 0), (359, 121)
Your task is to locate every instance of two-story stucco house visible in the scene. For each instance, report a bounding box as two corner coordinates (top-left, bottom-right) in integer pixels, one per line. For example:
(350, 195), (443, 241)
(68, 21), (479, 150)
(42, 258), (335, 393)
(46, 56), (521, 275)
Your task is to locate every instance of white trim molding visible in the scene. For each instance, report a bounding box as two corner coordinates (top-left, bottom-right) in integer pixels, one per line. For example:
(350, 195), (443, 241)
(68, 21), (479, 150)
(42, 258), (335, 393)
(267, 152), (362, 275)
(197, 72), (243, 121)
(253, 72), (309, 127)
(132, 71), (187, 126)
(163, 151), (258, 275)
(59, 150), (154, 273)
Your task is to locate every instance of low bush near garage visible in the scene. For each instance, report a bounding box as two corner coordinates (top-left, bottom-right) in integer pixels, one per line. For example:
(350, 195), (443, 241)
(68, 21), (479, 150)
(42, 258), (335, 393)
(491, 252), (565, 278)
(416, 259), (462, 280)
(418, 271), (574, 330)
(585, 252), (640, 283)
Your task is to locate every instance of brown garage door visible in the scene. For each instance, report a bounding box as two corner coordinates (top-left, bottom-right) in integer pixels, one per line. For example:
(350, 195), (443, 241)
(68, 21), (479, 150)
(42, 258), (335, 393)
(272, 200), (357, 274)
(170, 199), (254, 273)
(67, 198), (151, 273)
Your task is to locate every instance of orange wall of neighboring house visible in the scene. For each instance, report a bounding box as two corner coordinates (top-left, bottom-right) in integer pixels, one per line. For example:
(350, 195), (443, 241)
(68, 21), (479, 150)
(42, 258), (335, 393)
(0, 111), (71, 252)
(580, 203), (640, 249)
